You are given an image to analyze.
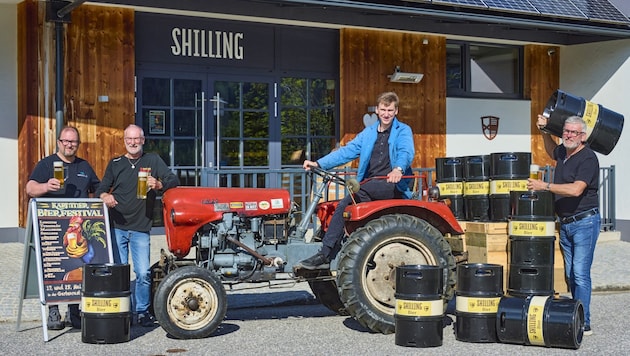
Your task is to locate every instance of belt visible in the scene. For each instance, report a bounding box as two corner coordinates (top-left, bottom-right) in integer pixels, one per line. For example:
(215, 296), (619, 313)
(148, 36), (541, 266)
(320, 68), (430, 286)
(560, 208), (599, 224)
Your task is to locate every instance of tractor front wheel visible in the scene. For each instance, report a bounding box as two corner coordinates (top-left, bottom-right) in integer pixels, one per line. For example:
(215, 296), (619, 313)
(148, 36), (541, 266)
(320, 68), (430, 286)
(153, 266), (227, 339)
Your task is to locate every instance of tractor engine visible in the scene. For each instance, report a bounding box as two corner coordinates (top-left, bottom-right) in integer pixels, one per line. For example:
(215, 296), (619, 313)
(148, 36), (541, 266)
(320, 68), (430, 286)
(197, 211), (291, 282)
(161, 187), (294, 283)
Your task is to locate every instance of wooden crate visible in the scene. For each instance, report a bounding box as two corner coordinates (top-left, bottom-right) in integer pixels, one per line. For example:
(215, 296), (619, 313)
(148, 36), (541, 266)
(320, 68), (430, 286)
(465, 222), (509, 234)
(554, 267), (569, 294)
(444, 234), (466, 255)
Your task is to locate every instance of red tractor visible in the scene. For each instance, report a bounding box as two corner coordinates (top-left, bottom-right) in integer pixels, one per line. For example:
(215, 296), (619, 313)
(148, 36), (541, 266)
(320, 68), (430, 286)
(152, 166), (465, 339)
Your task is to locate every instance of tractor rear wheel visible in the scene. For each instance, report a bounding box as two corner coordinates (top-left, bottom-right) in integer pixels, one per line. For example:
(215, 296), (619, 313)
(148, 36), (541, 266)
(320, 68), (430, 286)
(336, 214), (456, 334)
(153, 266), (227, 339)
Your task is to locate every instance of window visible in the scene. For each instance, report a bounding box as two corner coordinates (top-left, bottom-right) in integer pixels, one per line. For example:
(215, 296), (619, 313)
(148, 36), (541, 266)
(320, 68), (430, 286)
(279, 78), (336, 164)
(447, 42), (522, 99)
(141, 77), (203, 187)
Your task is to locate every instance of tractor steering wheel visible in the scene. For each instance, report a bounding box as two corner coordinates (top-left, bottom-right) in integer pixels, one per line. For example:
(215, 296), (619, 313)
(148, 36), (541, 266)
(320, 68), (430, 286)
(307, 165), (360, 193)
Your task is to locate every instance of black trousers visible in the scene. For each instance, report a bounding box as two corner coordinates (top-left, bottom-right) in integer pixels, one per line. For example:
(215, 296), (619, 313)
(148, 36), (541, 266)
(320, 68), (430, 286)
(321, 178), (402, 258)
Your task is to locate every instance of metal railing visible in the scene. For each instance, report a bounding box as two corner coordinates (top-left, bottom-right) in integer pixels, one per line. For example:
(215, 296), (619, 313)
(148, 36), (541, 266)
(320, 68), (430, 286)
(542, 165), (615, 231)
(198, 165), (615, 231)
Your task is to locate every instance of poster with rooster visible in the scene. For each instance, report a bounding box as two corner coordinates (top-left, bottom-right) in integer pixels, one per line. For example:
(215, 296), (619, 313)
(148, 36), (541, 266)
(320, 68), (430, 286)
(31, 199), (113, 304)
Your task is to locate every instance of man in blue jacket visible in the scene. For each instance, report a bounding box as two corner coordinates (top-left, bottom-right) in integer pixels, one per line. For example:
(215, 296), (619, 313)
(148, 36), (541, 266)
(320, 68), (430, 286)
(296, 91), (415, 269)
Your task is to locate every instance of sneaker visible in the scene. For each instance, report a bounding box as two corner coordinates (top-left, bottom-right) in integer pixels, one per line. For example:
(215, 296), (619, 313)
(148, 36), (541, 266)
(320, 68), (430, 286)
(138, 313), (157, 327)
(584, 325), (593, 336)
(47, 305), (64, 330)
(295, 252), (330, 270)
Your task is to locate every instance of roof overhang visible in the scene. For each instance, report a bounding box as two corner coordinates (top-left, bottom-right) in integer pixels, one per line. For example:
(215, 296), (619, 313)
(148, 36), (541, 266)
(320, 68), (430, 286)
(88, 0), (630, 45)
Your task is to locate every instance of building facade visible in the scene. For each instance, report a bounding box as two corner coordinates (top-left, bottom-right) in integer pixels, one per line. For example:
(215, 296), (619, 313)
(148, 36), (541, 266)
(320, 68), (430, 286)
(1, 0), (629, 242)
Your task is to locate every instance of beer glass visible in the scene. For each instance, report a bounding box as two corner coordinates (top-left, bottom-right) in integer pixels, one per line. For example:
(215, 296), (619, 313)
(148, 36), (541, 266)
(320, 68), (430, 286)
(137, 168), (150, 199)
(54, 161), (65, 187)
(529, 164), (540, 180)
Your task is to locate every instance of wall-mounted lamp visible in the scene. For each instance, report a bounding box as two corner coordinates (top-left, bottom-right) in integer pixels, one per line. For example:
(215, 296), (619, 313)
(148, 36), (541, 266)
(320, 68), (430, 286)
(547, 48), (556, 56)
(388, 66), (424, 83)
(422, 38), (429, 45)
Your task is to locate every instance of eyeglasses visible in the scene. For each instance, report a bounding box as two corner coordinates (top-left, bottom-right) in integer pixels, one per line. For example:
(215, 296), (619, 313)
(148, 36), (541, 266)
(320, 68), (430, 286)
(124, 137), (144, 143)
(58, 139), (80, 146)
(562, 129), (585, 137)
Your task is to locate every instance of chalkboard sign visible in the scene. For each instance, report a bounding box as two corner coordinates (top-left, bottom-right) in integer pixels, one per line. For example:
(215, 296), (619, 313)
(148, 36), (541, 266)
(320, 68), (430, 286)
(18, 198), (113, 340)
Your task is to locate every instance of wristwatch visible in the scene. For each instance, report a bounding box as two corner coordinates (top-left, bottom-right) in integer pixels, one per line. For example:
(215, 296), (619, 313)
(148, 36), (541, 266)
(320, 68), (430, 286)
(395, 166), (404, 173)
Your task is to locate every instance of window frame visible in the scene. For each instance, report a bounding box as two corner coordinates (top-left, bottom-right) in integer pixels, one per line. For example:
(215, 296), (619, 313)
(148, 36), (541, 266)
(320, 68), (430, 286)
(446, 41), (524, 100)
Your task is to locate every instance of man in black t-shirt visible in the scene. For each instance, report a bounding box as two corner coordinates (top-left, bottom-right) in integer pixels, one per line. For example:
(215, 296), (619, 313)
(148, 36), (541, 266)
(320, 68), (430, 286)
(96, 124), (179, 327)
(26, 126), (100, 330)
(528, 115), (600, 336)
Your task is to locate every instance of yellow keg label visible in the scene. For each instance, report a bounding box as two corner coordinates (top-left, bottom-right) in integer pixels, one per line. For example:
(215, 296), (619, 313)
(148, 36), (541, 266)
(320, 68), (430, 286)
(582, 100), (598, 138)
(395, 299), (443, 317)
(490, 180), (528, 194)
(437, 182), (463, 196)
(509, 221), (556, 236)
(527, 295), (549, 346)
(455, 296), (500, 313)
(82, 296), (131, 313)
(463, 181), (490, 196)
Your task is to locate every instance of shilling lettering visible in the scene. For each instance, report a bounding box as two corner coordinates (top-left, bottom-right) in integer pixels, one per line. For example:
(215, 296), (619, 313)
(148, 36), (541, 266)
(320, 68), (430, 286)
(171, 28), (244, 60)
(477, 299), (497, 307)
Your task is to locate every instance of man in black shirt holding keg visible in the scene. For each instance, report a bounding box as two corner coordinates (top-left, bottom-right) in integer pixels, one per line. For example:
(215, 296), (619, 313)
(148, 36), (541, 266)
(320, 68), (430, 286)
(527, 114), (599, 336)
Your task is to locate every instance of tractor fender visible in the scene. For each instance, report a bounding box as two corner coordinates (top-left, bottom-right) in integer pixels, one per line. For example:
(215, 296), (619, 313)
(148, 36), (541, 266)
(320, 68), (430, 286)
(343, 199), (464, 236)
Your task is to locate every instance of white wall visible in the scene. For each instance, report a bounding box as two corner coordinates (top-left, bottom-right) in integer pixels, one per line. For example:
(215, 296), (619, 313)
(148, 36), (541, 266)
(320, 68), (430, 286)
(560, 39), (630, 222)
(0, 4), (19, 236)
(446, 98), (532, 158)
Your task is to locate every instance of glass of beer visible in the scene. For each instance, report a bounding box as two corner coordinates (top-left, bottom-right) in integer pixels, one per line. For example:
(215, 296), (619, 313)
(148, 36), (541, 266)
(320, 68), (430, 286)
(529, 164), (540, 180)
(137, 168), (150, 199)
(54, 161), (65, 187)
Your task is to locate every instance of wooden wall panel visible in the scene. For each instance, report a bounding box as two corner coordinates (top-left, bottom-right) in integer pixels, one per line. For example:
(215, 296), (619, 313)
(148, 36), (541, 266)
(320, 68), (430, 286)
(18, 3), (134, 227)
(525, 44), (560, 168)
(65, 5), (135, 175)
(18, 0), (57, 227)
(340, 29), (446, 173)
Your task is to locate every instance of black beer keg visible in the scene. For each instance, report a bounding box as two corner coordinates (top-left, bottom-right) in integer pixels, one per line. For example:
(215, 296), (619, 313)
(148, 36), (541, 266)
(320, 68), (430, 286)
(463, 155), (491, 221)
(455, 263), (503, 342)
(542, 89), (624, 155)
(395, 265), (445, 348)
(435, 157), (465, 219)
(81, 264), (131, 344)
(489, 152), (530, 221)
(496, 295), (584, 349)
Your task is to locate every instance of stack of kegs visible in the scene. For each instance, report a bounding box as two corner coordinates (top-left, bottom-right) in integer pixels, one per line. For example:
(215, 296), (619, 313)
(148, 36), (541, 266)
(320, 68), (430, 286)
(495, 190), (584, 349)
(435, 157), (465, 220)
(489, 152), (530, 221)
(463, 155), (491, 221)
(506, 190), (555, 297)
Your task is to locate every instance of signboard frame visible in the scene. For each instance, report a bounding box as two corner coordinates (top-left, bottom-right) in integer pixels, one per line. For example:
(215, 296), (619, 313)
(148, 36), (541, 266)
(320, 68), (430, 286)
(17, 198), (113, 341)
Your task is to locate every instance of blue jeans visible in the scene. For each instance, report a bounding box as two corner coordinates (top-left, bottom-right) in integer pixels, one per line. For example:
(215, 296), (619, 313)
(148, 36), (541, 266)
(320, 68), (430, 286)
(113, 228), (151, 314)
(558, 212), (600, 327)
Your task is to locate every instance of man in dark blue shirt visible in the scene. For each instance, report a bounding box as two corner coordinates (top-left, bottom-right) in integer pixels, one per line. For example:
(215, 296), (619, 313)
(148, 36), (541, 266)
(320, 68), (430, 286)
(26, 126), (100, 330)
